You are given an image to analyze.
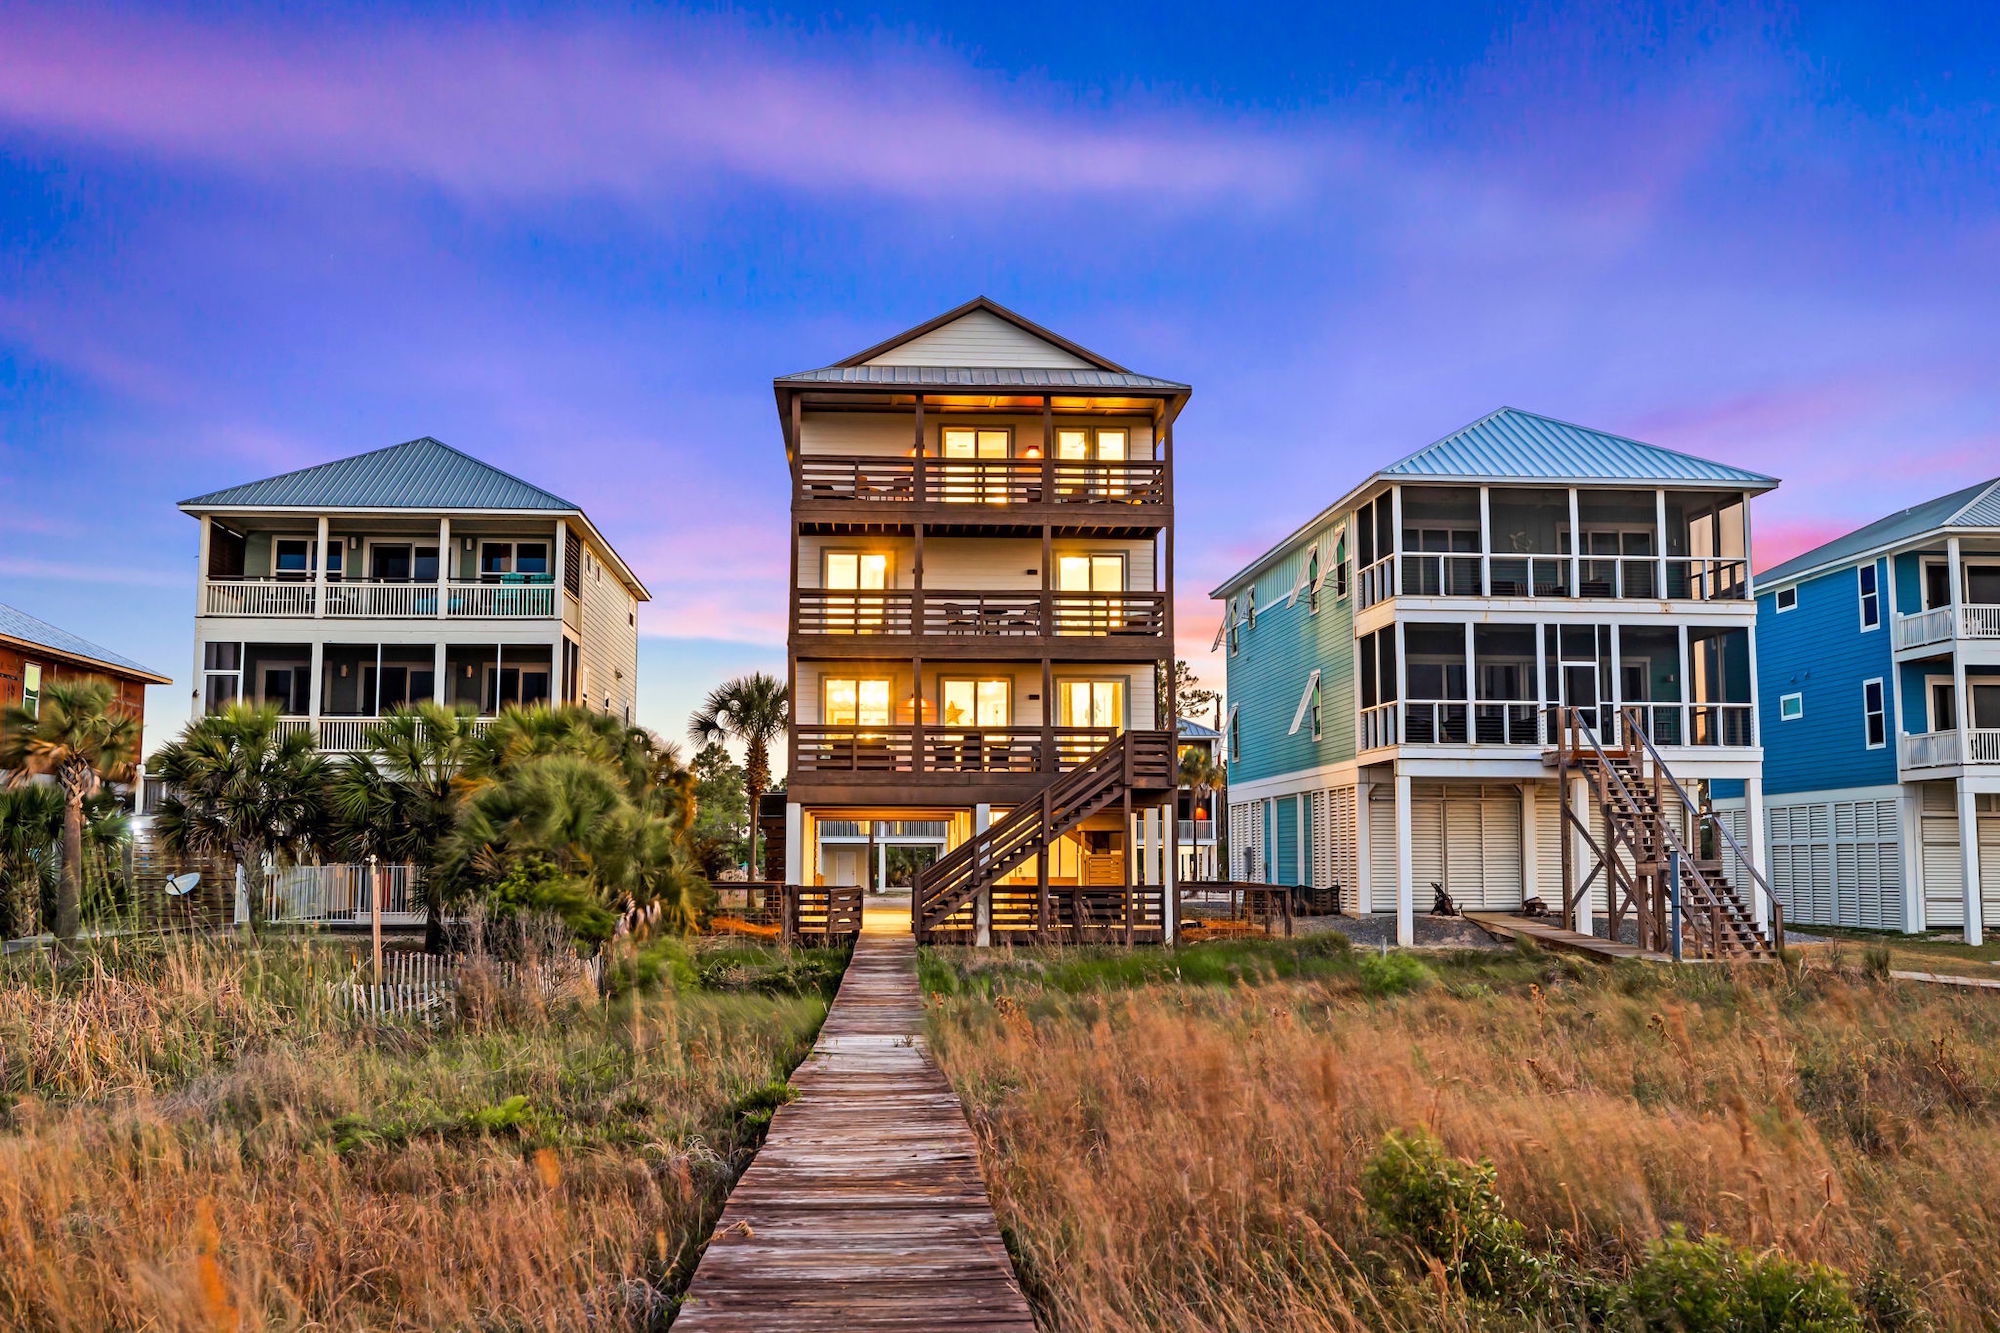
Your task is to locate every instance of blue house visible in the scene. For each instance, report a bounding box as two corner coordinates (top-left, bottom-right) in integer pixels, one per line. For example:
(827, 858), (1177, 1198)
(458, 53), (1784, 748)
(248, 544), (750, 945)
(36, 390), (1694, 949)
(1747, 478), (2000, 940)
(1212, 408), (1778, 944)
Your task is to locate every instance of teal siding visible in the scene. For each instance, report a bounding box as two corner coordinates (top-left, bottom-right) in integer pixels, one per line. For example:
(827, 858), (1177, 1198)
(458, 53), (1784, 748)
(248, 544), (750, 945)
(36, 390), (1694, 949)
(1275, 798), (1299, 885)
(1220, 516), (1359, 786)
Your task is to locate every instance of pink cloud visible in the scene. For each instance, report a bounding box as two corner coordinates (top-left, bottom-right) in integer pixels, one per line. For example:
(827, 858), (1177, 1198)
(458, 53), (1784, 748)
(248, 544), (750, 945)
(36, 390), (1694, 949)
(0, 10), (1303, 205)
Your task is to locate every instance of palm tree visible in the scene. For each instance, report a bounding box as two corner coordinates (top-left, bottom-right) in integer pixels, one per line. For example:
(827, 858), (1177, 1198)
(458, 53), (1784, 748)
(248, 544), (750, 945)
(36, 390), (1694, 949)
(1178, 745), (1226, 881)
(327, 703), (484, 954)
(689, 673), (788, 880)
(0, 677), (143, 940)
(150, 704), (329, 931)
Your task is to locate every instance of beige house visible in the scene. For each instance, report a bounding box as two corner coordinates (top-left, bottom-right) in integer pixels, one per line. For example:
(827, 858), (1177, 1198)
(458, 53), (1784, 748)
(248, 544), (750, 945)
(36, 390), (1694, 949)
(182, 436), (648, 751)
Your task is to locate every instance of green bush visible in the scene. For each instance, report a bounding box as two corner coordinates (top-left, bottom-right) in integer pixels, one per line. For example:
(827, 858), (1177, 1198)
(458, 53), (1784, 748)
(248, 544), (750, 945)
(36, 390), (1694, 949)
(1618, 1227), (1862, 1331)
(1362, 1129), (1553, 1305)
(1357, 951), (1435, 997)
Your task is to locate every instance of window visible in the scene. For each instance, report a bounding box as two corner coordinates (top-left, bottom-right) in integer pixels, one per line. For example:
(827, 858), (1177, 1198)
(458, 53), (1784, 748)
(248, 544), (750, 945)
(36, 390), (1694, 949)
(1245, 586), (1256, 629)
(941, 427), (1011, 503)
(1306, 550), (1321, 614)
(1226, 704), (1241, 760)
(371, 542), (440, 582)
(1780, 692), (1803, 722)
(485, 667), (551, 711)
(273, 538), (317, 580)
(824, 677), (892, 727)
(1055, 553), (1124, 592)
(824, 551), (889, 632)
(1227, 597), (1242, 655)
(1332, 528), (1350, 599)
(1863, 678), (1887, 748)
(20, 663), (41, 716)
(480, 541), (549, 582)
(1058, 679), (1124, 730)
(1055, 427), (1129, 499)
(1311, 680), (1322, 740)
(1858, 563), (1880, 630)
(1289, 669), (1323, 737)
(940, 679), (1010, 728)
(1774, 586), (1797, 612)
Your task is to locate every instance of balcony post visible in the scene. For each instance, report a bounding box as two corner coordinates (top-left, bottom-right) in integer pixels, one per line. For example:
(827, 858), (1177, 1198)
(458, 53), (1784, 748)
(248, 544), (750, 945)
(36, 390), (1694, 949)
(1393, 771), (1414, 946)
(911, 654), (924, 774)
(1478, 486), (1492, 596)
(1389, 485), (1404, 598)
(1886, 552), (1906, 745)
(197, 514), (213, 616)
(912, 396), (926, 500)
(1950, 538), (1972, 756)
(1041, 523), (1052, 639)
(1041, 395), (1055, 503)
(315, 515), (330, 619)
(1567, 488), (1582, 598)
(1655, 490), (1670, 599)
(912, 520), (925, 636)
(438, 516), (451, 618)
(973, 803), (993, 947)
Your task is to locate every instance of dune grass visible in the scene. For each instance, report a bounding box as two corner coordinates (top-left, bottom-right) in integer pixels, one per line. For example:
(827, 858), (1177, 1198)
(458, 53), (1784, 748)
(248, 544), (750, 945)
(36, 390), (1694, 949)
(0, 930), (844, 1331)
(927, 934), (1995, 1330)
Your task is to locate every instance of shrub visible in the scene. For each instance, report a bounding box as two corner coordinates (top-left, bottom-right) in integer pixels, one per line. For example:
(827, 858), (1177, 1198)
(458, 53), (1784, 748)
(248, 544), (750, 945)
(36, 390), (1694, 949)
(1356, 951), (1435, 997)
(1618, 1227), (1862, 1331)
(1361, 1129), (1553, 1305)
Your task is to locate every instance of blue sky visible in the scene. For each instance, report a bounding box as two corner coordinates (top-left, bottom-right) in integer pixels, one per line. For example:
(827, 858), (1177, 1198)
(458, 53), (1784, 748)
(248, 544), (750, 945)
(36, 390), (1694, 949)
(0, 0), (1994, 751)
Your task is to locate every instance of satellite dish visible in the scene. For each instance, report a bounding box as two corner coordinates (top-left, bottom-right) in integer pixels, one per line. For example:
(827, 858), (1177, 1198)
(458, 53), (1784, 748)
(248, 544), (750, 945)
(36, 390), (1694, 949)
(165, 873), (201, 898)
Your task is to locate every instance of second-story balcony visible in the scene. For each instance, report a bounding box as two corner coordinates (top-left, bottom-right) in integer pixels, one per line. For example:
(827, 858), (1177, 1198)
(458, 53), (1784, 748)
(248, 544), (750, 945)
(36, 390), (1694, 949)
(203, 576), (558, 619)
(1357, 552), (1749, 607)
(1358, 699), (1754, 751)
(1894, 604), (2000, 651)
(792, 589), (1166, 646)
(1901, 728), (2000, 773)
(796, 456), (1165, 510)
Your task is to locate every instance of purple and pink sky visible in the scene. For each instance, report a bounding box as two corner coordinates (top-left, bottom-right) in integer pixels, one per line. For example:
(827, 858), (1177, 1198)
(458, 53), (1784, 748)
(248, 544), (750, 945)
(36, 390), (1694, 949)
(1, 1), (1994, 751)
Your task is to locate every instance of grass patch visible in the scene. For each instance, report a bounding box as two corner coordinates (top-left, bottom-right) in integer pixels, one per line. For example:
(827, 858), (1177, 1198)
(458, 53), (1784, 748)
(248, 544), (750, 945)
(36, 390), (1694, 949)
(0, 930), (845, 1330)
(926, 935), (1988, 1330)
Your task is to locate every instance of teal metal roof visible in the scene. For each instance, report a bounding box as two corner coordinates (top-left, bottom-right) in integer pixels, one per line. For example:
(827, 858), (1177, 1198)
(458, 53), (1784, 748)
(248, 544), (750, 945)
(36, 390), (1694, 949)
(1381, 408), (1778, 487)
(1759, 477), (2000, 585)
(181, 437), (577, 511)
(0, 603), (168, 681)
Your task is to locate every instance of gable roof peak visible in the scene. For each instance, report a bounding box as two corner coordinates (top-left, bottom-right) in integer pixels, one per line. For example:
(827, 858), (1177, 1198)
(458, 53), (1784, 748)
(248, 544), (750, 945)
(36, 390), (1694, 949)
(831, 295), (1133, 373)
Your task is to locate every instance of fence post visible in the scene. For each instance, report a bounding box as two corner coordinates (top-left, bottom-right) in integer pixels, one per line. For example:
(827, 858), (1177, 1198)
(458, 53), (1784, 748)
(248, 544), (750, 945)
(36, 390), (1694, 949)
(1668, 849), (1682, 963)
(368, 854), (383, 985)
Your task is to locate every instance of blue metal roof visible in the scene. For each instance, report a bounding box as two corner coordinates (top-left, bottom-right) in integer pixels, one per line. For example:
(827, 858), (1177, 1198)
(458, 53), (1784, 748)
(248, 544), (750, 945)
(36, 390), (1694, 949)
(1381, 408), (1778, 487)
(181, 437), (577, 511)
(0, 603), (168, 681)
(1759, 477), (2000, 585)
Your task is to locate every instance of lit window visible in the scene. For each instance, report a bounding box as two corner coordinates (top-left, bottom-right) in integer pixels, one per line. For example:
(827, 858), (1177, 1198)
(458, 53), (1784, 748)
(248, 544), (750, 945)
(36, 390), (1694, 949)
(1780, 692), (1803, 721)
(1862, 678), (1886, 748)
(21, 663), (41, 716)
(1858, 564), (1880, 630)
(824, 677), (892, 727)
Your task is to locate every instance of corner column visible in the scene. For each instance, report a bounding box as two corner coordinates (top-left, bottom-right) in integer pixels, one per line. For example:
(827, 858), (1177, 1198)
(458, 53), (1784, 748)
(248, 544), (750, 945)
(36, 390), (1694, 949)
(974, 803), (993, 947)
(1393, 769), (1414, 946)
(1519, 781), (1538, 908)
(1569, 773), (1595, 934)
(1959, 779), (1985, 947)
(1745, 775), (1769, 930)
(784, 802), (804, 885)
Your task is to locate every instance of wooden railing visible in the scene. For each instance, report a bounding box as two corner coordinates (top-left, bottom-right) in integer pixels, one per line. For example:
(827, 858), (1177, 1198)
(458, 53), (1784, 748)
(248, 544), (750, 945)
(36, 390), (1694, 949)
(792, 725), (1123, 776)
(1901, 729), (2000, 770)
(797, 455), (1166, 507)
(203, 578), (558, 618)
(793, 589), (1165, 640)
(708, 883), (863, 942)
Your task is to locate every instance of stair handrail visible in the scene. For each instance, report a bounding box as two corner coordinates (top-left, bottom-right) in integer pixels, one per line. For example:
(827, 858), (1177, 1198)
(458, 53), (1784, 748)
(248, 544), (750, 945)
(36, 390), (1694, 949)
(1616, 706), (1784, 952)
(1550, 706), (1775, 956)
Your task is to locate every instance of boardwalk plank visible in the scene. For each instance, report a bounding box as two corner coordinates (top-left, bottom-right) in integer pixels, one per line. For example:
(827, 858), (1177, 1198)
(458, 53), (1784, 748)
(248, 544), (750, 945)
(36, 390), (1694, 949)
(675, 910), (1036, 1331)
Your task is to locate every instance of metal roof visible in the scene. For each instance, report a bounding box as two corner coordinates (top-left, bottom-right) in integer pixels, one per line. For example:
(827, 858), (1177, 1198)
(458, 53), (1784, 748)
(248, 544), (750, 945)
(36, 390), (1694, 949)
(774, 365), (1188, 392)
(180, 437), (578, 511)
(1380, 408), (1778, 486)
(1758, 477), (2000, 586)
(0, 603), (168, 682)
(1177, 717), (1223, 741)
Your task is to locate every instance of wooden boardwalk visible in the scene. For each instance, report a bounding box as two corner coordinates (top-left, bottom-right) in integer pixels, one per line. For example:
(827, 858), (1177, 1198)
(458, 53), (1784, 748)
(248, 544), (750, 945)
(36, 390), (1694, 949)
(675, 904), (1036, 1331)
(1463, 911), (1672, 962)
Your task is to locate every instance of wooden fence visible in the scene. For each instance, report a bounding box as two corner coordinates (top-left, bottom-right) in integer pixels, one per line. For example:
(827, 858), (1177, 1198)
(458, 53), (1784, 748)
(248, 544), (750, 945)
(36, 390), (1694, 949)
(333, 951), (604, 1022)
(709, 883), (864, 943)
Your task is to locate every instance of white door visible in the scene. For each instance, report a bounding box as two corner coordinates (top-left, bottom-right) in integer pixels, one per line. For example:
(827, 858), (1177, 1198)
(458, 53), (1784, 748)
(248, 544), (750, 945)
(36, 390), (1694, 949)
(1921, 786), (1965, 928)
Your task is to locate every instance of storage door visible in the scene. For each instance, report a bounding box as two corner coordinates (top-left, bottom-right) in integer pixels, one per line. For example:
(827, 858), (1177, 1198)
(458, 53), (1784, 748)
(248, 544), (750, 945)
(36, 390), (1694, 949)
(1921, 788), (1965, 928)
(1981, 801), (2000, 929)
(1275, 798), (1300, 886)
(1412, 788), (1447, 908)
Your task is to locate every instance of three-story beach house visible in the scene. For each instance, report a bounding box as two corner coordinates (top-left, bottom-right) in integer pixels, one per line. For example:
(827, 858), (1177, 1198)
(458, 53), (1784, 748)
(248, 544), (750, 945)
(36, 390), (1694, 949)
(1748, 477), (2000, 941)
(1214, 409), (1780, 947)
(182, 436), (648, 751)
(776, 298), (1186, 944)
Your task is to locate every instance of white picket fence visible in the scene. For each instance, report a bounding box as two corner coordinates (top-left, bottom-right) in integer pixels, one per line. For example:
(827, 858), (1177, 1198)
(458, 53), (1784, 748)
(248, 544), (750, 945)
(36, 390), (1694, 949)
(333, 951), (604, 1022)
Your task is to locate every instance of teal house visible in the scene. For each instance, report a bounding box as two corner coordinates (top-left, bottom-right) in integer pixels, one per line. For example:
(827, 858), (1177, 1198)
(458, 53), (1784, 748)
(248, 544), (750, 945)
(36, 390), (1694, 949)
(1211, 408), (1777, 942)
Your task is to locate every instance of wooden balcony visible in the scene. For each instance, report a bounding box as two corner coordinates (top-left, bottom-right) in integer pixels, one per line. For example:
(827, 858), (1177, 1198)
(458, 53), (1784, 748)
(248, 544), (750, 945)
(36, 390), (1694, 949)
(792, 589), (1167, 656)
(795, 455), (1166, 518)
(791, 724), (1141, 799)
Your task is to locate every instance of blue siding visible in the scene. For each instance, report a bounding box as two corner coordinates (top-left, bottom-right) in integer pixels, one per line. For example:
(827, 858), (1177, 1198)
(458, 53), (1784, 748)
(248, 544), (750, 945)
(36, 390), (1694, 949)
(1221, 517), (1357, 785)
(1275, 798), (1300, 884)
(1756, 556), (1898, 796)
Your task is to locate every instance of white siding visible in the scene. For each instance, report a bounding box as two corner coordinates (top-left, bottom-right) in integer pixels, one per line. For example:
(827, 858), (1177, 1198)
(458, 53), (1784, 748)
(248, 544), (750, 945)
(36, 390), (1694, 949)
(575, 533), (639, 722)
(862, 309), (1095, 368)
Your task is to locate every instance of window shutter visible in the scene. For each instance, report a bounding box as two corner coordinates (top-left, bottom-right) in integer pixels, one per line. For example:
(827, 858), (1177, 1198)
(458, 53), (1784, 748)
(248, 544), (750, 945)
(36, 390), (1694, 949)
(1288, 669), (1322, 735)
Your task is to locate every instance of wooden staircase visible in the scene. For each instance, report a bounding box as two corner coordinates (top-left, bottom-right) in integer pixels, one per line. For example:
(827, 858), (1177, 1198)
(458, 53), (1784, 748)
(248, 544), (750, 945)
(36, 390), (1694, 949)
(1552, 707), (1781, 960)
(912, 729), (1175, 944)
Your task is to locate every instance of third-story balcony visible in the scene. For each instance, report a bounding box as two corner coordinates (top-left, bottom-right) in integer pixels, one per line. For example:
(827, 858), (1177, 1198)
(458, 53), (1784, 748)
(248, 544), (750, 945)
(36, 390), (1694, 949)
(796, 456), (1166, 510)
(792, 589), (1167, 650)
(202, 577), (559, 619)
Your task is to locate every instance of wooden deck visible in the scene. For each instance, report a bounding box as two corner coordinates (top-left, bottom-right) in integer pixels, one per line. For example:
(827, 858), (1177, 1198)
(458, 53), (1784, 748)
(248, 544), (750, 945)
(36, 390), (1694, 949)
(1463, 911), (1672, 962)
(675, 903), (1036, 1331)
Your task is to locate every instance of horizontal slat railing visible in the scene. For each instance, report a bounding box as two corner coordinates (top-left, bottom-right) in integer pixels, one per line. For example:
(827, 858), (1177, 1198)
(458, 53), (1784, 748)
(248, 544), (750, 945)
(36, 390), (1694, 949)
(796, 455), (1165, 507)
(793, 589), (1167, 641)
(796, 591), (918, 636)
(792, 725), (1127, 776)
